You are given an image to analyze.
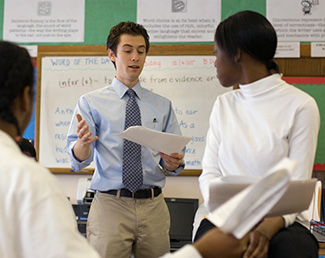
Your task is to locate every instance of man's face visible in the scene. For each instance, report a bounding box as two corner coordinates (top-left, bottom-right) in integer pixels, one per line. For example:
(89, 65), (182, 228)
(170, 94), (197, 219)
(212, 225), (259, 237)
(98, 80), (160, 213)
(108, 34), (147, 88)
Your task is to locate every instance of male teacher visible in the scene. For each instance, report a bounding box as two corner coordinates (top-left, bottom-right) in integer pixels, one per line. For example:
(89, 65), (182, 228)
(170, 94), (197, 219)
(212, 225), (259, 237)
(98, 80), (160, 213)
(66, 21), (184, 258)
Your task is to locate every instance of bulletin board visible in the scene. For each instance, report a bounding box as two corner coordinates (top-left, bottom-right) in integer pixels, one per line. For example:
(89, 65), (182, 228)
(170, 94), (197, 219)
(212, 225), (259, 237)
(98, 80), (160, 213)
(0, 0), (266, 45)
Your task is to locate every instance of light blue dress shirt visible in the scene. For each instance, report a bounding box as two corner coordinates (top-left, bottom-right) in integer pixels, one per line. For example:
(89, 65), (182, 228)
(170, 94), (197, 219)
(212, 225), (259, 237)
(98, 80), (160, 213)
(67, 78), (184, 191)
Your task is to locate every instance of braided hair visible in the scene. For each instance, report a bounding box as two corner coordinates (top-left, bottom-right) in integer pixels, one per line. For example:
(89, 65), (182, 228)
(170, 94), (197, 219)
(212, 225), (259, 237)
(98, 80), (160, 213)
(0, 41), (34, 136)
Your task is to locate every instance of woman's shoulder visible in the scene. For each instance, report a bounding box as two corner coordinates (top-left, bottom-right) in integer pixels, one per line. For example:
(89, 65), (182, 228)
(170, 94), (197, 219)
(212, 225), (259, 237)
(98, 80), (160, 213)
(280, 81), (318, 105)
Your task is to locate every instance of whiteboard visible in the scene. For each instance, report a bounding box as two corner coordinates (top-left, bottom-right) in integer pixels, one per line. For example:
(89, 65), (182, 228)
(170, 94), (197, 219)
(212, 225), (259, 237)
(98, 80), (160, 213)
(39, 55), (231, 171)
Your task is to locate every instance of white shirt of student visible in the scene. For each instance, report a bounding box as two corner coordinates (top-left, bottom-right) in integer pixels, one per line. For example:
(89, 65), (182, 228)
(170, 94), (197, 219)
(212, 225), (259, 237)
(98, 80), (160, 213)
(0, 130), (100, 258)
(200, 74), (320, 228)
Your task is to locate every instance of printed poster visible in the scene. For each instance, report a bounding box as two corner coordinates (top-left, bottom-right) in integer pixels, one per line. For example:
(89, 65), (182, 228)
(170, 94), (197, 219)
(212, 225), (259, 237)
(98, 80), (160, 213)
(137, 0), (221, 42)
(3, 0), (85, 43)
(267, 0), (325, 42)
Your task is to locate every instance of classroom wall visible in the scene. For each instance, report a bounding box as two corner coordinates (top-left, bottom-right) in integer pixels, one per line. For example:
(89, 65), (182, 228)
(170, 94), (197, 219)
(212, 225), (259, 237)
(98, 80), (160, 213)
(1, 1), (323, 204)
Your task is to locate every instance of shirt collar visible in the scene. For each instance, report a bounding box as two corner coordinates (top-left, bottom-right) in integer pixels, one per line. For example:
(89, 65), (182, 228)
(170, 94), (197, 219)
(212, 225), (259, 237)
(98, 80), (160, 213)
(112, 77), (142, 100)
(238, 74), (284, 97)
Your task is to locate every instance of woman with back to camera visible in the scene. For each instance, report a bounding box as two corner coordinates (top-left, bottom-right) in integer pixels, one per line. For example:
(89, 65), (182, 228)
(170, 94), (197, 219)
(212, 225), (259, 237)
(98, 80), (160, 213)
(195, 10), (320, 258)
(0, 40), (101, 258)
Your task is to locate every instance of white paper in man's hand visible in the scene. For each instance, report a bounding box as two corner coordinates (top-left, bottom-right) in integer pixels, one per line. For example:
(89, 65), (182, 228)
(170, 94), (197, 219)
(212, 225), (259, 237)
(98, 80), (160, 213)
(116, 126), (191, 155)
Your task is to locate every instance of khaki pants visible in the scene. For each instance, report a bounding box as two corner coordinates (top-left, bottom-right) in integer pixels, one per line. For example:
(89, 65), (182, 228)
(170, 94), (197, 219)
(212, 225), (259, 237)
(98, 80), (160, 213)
(87, 191), (170, 258)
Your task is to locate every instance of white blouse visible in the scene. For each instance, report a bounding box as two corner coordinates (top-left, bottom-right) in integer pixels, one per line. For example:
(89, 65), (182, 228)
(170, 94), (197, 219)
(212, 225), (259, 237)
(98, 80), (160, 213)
(200, 74), (320, 228)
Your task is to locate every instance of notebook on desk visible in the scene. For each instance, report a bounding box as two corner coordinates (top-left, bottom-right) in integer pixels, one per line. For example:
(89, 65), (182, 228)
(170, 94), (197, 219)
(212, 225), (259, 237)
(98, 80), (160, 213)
(164, 198), (198, 252)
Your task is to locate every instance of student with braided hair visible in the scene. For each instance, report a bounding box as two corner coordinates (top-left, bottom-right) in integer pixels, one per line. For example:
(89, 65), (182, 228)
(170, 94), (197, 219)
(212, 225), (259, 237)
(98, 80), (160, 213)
(0, 40), (101, 258)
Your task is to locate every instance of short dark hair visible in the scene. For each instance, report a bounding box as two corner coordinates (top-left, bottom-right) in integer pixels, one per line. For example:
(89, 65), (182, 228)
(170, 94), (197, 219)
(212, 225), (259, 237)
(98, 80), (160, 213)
(215, 10), (280, 73)
(106, 21), (150, 67)
(0, 41), (34, 136)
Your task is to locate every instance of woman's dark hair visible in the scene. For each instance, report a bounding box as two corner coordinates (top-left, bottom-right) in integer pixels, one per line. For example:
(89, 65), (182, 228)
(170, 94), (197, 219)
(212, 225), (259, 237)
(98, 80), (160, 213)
(0, 41), (34, 136)
(18, 138), (37, 160)
(215, 10), (280, 73)
(106, 21), (150, 67)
